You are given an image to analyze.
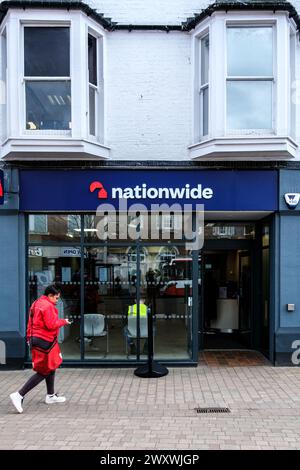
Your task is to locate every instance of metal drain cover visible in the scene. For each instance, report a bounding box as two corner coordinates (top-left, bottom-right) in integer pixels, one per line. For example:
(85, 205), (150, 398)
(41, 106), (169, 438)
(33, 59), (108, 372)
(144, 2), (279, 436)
(195, 407), (230, 414)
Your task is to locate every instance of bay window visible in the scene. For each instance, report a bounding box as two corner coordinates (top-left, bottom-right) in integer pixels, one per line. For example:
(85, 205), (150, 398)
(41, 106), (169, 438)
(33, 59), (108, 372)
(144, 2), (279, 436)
(191, 10), (297, 160)
(0, 7), (109, 160)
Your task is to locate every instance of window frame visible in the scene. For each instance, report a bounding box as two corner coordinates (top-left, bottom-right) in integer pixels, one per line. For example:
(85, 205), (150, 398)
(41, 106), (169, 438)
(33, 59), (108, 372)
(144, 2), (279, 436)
(194, 22), (210, 143)
(225, 22), (276, 135)
(87, 27), (103, 142)
(21, 21), (72, 135)
(199, 33), (209, 139)
(289, 25), (297, 139)
(0, 26), (7, 142)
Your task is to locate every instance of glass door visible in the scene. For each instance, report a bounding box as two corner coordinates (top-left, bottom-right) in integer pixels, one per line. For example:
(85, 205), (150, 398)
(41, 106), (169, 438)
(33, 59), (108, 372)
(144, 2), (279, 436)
(83, 246), (136, 360)
(141, 245), (193, 360)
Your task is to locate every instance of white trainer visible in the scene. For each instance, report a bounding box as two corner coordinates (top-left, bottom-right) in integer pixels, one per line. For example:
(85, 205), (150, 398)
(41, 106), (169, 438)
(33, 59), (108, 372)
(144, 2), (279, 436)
(10, 392), (24, 413)
(45, 393), (66, 404)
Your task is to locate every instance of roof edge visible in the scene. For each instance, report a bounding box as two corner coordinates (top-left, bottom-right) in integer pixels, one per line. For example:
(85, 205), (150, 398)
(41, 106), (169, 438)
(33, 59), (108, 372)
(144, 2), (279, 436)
(0, 0), (299, 33)
(182, 1), (300, 31)
(0, 0), (117, 30)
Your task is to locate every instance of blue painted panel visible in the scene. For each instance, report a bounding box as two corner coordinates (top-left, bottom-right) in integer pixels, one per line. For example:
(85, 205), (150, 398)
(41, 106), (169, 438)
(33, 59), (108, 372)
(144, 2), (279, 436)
(0, 214), (22, 332)
(280, 215), (300, 328)
(280, 169), (300, 211)
(19, 169), (278, 211)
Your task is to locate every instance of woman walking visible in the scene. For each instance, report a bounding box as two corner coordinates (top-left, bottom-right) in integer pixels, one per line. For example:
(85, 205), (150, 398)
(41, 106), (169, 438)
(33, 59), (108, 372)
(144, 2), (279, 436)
(10, 285), (71, 413)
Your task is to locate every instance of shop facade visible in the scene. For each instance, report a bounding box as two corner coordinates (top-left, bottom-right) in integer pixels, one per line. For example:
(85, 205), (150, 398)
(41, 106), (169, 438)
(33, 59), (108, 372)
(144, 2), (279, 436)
(1, 0), (300, 369)
(3, 164), (297, 367)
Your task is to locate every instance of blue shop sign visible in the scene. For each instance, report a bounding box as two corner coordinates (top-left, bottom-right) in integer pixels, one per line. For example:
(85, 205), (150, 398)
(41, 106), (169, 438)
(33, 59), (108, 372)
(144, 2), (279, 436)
(0, 170), (4, 205)
(19, 169), (278, 211)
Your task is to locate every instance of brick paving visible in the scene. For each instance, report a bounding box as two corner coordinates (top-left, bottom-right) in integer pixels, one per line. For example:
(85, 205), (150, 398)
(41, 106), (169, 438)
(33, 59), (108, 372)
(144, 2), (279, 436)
(1, 353), (300, 450)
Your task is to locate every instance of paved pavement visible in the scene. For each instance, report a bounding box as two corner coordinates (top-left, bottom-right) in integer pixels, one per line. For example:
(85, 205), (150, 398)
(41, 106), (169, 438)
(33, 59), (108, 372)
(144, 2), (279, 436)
(1, 354), (300, 450)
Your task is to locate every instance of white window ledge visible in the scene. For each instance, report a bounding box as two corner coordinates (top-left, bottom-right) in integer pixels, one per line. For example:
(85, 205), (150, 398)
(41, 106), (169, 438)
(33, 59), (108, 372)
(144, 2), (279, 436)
(1, 137), (110, 161)
(188, 136), (298, 160)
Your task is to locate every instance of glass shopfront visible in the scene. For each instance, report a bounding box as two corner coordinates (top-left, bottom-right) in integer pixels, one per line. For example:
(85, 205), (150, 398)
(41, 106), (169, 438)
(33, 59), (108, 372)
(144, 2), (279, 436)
(27, 214), (272, 363)
(27, 214), (195, 363)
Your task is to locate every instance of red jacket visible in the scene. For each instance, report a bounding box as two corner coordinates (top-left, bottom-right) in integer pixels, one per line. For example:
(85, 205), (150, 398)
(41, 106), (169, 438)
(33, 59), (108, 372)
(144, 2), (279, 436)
(27, 295), (68, 343)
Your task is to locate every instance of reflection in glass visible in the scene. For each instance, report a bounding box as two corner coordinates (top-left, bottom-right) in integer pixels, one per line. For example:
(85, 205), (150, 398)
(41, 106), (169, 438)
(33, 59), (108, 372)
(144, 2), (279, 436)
(28, 246), (81, 359)
(88, 34), (97, 86)
(84, 213), (188, 243)
(262, 225), (270, 247)
(227, 80), (272, 129)
(204, 223), (255, 239)
(202, 86), (209, 136)
(227, 27), (273, 77)
(28, 214), (81, 242)
(24, 27), (70, 77)
(89, 87), (96, 136)
(201, 34), (209, 85)
(26, 81), (71, 130)
(84, 247), (136, 359)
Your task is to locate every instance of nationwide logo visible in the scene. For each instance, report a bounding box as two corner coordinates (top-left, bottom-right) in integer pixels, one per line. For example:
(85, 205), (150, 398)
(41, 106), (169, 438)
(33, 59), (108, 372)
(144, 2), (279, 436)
(89, 181), (108, 199)
(284, 193), (300, 209)
(89, 181), (213, 200)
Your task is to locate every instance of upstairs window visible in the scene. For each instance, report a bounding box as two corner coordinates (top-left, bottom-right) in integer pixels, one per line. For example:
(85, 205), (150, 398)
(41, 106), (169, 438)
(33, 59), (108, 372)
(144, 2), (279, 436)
(199, 34), (209, 137)
(88, 33), (100, 138)
(226, 26), (274, 133)
(24, 26), (71, 132)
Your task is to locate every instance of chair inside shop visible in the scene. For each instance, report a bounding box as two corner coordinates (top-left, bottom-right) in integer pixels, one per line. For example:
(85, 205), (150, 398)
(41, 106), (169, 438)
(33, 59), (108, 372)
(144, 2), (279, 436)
(84, 314), (109, 353)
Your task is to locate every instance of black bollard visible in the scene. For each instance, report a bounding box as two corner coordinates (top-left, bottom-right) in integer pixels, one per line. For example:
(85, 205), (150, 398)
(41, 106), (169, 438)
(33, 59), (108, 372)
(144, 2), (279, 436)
(134, 306), (169, 378)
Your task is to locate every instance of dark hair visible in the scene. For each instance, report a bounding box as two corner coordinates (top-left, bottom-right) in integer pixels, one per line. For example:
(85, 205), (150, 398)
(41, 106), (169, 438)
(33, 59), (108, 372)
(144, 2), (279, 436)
(44, 285), (61, 296)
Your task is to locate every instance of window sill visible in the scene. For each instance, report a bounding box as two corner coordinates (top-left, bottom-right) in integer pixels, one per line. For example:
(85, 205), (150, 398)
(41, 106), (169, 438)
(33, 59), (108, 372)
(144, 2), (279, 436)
(188, 135), (298, 160)
(1, 136), (110, 160)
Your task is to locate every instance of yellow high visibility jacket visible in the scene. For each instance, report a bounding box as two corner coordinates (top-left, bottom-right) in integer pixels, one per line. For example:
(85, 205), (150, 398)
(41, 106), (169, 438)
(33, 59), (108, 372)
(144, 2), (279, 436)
(128, 303), (147, 317)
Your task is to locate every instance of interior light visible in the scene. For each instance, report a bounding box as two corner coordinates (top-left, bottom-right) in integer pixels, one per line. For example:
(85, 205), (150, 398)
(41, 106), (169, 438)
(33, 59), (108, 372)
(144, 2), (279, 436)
(27, 121), (37, 130)
(74, 228), (98, 232)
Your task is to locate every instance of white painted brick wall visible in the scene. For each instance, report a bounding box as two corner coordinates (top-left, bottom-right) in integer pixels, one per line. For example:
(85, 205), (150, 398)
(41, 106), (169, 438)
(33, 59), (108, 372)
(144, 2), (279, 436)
(90, 0), (210, 25)
(94, 0), (205, 160)
(105, 31), (192, 160)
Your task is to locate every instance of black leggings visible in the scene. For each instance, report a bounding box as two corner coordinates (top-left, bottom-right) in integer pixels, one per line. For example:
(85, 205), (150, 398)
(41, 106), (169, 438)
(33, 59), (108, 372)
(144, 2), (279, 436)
(19, 371), (55, 397)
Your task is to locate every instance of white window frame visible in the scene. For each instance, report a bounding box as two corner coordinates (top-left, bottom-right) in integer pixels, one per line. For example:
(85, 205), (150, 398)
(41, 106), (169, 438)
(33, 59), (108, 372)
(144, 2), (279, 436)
(21, 20), (72, 136)
(87, 27), (103, 142)
(289, 24), (297, 140)
(225, 21), (276, 135)
(193, 20), (210, 143)
(199, 33), (209, 139)
(0, 26), (7, 143)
